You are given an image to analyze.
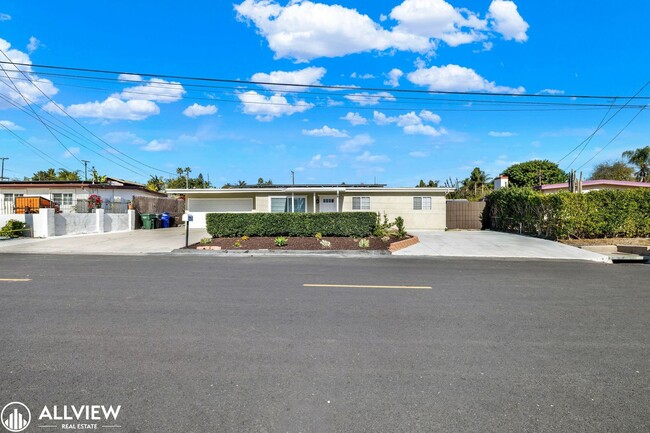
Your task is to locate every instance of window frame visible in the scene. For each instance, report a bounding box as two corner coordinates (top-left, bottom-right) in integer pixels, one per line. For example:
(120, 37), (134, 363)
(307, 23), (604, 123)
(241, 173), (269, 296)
(352, 196), (370, 210)
(413, 196), (432, 210)
(269, 195), (307, 213)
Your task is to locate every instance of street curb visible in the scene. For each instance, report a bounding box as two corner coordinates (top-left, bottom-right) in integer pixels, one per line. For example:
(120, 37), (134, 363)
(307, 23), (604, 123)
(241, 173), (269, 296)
(171, 248), (391, 257)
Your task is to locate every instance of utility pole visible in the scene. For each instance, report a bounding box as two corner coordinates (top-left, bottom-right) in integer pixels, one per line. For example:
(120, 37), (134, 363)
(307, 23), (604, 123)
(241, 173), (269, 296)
(0, 157), (8, 181)
(291, 170), (295, 185)
(81, 160), (90, 181)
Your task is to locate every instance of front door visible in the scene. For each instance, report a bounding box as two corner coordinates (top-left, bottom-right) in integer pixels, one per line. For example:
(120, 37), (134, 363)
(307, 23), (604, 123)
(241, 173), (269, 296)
(319, 196), (337, 212)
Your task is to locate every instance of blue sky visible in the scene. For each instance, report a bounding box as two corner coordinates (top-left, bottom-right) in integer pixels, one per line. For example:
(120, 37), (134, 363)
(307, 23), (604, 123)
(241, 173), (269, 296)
(0, 1), (648, 186)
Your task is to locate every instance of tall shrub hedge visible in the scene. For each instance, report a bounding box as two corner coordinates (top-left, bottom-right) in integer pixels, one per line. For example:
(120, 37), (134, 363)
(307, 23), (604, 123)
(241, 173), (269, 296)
(485, 187), (650, 239)
(206, 212), (377, 238)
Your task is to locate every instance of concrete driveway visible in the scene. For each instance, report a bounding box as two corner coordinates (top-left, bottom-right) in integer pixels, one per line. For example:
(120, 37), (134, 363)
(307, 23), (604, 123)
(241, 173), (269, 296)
(0, 226), (210, 255)
(394, 230), (610, 262)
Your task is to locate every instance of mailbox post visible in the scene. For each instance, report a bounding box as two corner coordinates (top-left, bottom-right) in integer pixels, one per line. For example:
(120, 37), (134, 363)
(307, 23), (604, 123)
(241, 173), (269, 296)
(182, 213), (193, 248)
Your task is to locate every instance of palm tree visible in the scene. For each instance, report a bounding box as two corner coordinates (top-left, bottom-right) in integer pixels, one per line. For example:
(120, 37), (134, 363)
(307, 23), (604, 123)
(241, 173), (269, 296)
(622, 146), (650, 182)
(466, 167), (492, 197)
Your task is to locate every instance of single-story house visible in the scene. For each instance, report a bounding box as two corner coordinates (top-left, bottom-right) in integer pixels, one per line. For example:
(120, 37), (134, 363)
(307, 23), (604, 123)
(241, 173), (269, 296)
(0, 177), (166, 213)
(541, 179), (650, 194)
(167, 184), (452, 230)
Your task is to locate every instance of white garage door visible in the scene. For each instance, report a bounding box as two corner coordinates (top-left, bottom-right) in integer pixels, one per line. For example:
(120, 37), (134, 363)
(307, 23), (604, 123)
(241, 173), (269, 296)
(189, 198), (253, 212)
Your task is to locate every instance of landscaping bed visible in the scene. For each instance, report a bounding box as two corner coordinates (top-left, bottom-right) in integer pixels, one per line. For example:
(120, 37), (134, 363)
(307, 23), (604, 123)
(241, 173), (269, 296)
(559, 238), (650, 247)
(188, 236), (410, 251)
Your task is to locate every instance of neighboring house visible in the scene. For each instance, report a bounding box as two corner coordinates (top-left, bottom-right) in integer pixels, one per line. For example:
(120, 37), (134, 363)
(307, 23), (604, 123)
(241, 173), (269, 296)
(0, 177), (166, 213)
(167, 184), (452, 230)
(541, 180), (650, 194)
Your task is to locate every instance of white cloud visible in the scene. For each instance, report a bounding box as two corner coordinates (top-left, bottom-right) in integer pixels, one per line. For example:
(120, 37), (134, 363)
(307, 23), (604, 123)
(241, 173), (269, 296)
(489, 131), (517, 137)
(117, 74), (143, 83)
(488, 0), (529, 42)
(237, 90), (313, 122)
(407, 64), (525, 93)
(538, 88), (565, 95)
(119, 78), (185, 103)
(0, 120), (23, 130)
(0, 38), (59, 109)
(326, 98), (344, 107)
(235, 1), (528, 62)
(309, 153), (338, 168)
(408, 151), (429, 158)
(27, 37), (42, 54)
(351, 72), (375, 79)
(302, 125), (349, 138)
(47, 97), (160, 121)
(63, 147), (80, 159)
(0, 13), (10, 21)
(389, 0), (487, 47)
(384, 68), (404, 87)
(141, 139), (172, 152)
(183, 103), (218, 118)
(234, 0), (432, 62)
(356, 151), (389, 163)
(339, 134), (374, 153)
(102, 131), (146, 145)
(251, 66), (326, 91)
(374, 110), (445, 136)
(345, 91), (395, 106)
(403, 124), (444, 136)
(340, 112), (367, 126)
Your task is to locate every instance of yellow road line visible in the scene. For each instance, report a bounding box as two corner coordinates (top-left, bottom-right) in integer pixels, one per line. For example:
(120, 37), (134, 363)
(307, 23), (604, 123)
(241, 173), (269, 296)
(303, 283), (431, 290)
(0, 278), (32, 282)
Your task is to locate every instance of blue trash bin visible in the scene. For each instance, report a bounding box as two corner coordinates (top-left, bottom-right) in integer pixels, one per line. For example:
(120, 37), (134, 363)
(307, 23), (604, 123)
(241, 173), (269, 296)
(160, 212), (171, 228)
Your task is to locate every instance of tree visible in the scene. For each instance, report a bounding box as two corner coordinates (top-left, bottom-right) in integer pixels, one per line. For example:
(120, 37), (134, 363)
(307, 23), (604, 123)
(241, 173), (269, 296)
(146, 175), (165, 192)
(166, 167), (212, 189)
(622, 146), (650, 182)
(90, 167), (107, 184)
(257, 177), (273, 186)
(29, 168), (81, 181)
(589, 160), (634, 181)
(416, 179), (439, 187)
(502, 160), (567, 188)
(465, 167), (492, 197)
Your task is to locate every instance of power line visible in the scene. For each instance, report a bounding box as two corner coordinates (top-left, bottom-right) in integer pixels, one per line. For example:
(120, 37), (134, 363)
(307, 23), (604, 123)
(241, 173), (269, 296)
(4, 60), (650, 101)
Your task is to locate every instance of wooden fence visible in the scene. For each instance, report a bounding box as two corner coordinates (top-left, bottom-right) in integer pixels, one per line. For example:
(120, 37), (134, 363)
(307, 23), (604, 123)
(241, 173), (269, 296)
(446, 200), (486, 230)
(132, 196), (185, 227)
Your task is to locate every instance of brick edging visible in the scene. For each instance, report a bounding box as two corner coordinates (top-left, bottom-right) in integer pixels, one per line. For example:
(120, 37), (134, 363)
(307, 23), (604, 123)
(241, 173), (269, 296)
(388, 236), (420, 253)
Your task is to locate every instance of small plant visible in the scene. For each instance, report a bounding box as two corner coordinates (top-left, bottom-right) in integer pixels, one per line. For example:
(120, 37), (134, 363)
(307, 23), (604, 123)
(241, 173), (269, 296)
(358, 238), (370, 248)
(241, 235), (249, 241)
(0, 219), (26, 238)
(394, 216), (407, 238)
(314, 232), (323, 240)
(233, 241), (241, 248)
(374, 212), (393, 237)
(199, 237), (212, 245)
(320, 239), (331, 248)
(274, 236), (288, 247)
(87, 194), (102, 210)
(381, 236), (391, 243)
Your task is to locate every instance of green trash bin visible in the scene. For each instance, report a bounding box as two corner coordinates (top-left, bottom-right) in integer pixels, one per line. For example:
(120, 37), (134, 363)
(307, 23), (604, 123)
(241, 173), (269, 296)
(141, 213), (156, 230)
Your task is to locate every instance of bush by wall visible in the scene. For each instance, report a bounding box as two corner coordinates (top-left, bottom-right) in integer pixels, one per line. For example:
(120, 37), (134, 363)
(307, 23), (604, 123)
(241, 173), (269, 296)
(0, 219), (27, 238)
(206, 212), (377, 238)
(485, 187), (650, 239)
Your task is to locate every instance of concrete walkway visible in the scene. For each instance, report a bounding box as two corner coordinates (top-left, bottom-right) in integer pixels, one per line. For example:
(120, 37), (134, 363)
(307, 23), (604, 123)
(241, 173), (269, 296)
(394, 230), (610, 262)
(0, 226), (210, 255)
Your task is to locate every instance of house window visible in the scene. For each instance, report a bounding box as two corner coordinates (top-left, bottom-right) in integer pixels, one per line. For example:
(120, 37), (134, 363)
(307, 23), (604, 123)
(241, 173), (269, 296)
(52, 193), (73, 206)
(413, 196), (432, 210)
(2, 193), (23, 213)
(270, 196), (306, 213)
(352, 196), (370, 210)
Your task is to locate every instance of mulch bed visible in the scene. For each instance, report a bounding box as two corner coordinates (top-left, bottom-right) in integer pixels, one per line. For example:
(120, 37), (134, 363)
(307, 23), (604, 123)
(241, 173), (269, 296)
(188, 236), (409, 251)
(559, 237), (650, 247)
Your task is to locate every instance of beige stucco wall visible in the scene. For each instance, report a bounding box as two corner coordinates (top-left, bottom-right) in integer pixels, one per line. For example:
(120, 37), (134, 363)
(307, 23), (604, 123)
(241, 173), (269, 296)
(340, 192), (446, 230)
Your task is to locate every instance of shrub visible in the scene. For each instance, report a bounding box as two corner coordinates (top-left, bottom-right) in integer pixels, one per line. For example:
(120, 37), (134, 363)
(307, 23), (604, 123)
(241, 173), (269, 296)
(0, 219), (26, 238)
(274, 236), (288, 247)
(485, 187), (650, 239)
(358, 238), (370, 248)
(320, 239), (331, 248)
(233, 241), (241, 248)
(314, 232), (323, 240)
(199, 237), (212, 245)
(241, 235), (249, 241)
(394, 216), (407, 238)
(206, 212), (377, 238)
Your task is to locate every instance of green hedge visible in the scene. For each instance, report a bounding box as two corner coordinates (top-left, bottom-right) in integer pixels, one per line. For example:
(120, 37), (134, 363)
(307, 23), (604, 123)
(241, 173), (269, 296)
(485, 187), (650, 239)
(206, 212), (378, 238)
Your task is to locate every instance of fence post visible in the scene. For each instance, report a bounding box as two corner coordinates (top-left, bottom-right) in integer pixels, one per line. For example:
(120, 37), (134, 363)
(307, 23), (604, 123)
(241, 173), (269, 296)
(96, 208), (105, 233)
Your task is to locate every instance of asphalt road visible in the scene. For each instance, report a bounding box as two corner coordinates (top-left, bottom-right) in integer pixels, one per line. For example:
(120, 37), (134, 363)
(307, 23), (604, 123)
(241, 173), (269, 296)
(0, 255), (648, 433)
